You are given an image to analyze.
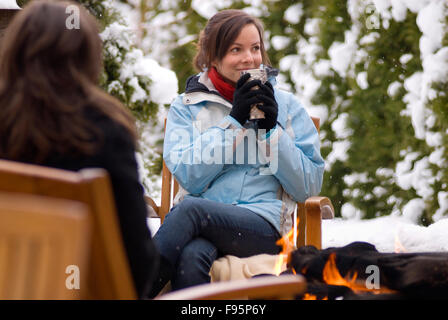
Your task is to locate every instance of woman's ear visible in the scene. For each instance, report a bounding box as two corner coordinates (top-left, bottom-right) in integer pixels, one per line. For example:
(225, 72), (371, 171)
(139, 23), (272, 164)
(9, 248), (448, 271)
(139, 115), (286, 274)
(211, 59), (220, 69)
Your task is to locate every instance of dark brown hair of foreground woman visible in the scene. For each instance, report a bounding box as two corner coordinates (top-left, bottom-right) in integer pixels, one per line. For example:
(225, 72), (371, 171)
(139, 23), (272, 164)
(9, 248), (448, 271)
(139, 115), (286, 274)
(0, 0), (136, 162)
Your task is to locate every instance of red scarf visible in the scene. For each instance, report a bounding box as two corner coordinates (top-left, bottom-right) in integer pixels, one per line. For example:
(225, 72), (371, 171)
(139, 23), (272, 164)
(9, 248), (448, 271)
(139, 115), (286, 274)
(208, 67), (235, 102)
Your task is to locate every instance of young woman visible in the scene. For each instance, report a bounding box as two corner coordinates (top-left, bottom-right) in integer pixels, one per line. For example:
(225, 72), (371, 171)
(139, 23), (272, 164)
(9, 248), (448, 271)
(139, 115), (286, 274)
(150, 9), (325, 297)
(0, 0), (159, 299)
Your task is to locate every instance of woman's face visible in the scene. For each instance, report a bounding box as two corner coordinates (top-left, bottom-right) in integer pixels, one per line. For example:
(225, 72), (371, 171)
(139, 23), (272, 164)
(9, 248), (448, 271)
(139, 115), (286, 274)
(213, 23), (263, 85)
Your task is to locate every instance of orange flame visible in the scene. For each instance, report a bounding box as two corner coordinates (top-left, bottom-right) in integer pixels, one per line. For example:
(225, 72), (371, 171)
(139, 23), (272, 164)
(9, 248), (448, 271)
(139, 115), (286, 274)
(273, 222), (298, 275)
(322, 253), (360, 288)
(394, 234), (407, 253)
(322, 253), (396, 295)
(302, 293), (317, 300)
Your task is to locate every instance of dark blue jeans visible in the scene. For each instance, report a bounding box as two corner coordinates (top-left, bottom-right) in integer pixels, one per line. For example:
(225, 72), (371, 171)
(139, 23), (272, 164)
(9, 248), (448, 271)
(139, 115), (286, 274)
(152, 197), (281, 290)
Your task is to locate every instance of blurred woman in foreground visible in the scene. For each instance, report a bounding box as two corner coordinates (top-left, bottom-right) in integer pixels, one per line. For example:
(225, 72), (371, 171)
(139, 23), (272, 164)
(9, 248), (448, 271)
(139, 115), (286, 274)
(0, 0), (159, 298)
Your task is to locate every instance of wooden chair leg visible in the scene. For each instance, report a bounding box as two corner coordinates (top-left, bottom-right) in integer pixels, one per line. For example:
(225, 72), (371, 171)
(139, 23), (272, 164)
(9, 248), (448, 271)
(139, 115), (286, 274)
(305, 207), (322, 249)
(160, 160), (172, 223)
(296, 202), (306, 247)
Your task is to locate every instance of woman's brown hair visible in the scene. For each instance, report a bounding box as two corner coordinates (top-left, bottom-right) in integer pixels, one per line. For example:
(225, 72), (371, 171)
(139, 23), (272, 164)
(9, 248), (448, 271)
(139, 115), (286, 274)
(193, 9), (271, 72)
(0, 0), (137, 163)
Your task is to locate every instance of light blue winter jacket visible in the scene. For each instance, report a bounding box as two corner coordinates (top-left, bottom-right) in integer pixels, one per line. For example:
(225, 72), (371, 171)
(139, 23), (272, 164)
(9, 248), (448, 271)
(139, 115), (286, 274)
(163, 71), (324, 235)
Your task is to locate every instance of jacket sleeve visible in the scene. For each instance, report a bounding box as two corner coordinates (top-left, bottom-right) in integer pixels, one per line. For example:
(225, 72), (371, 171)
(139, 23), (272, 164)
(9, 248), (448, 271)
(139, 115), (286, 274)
(163, 96), (232, 194)
(257, 92), (325, 202)
(102, 121), (159, 299)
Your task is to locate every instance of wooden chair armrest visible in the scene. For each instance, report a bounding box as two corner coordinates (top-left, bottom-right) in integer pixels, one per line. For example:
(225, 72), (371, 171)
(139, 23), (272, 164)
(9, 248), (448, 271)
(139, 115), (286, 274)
(305, 196), (334, 219)
(156, 274), (306, 300)
(144, 195), (160, 218)
(304, 196), (334, 249)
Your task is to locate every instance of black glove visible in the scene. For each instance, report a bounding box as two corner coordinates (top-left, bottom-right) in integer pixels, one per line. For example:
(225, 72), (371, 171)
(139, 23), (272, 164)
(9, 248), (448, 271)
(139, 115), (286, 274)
(230, 73), (263, 126)
(255, 81), (278, 131)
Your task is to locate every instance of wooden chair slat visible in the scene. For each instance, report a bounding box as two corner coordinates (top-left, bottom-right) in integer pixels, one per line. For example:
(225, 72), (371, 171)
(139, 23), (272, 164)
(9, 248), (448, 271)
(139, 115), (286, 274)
(0, 191), (90, 299)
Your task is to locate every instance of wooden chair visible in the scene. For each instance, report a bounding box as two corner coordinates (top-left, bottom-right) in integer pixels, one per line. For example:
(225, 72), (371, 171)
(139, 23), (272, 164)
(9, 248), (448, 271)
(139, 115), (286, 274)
(146, 116), (334, 249)
(0, 159), (136, 299)
(0, 192), (90, 299)
(0, 159), (306, 300)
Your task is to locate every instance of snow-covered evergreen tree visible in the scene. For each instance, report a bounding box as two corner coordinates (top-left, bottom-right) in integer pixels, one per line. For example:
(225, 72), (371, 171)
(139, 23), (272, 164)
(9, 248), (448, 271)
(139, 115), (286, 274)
(93, 0), (178, 202)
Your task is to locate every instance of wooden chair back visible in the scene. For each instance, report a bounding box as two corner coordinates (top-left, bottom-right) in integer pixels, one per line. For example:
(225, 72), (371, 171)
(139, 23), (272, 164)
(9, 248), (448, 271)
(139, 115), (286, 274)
(152, 116), (334, 249)
(0, 159), (137, 299)
(0, 192), (90, 299)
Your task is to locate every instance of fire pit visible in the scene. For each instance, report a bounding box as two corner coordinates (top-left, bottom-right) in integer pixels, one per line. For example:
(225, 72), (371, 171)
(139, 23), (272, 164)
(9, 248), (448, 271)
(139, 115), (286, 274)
(285, 241), (448, 300)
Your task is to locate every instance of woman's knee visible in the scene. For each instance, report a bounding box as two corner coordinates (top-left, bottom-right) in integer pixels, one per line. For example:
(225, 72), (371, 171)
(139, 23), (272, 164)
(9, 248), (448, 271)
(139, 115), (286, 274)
(167, 197), (211, 225)
(179, 238), (217, 264)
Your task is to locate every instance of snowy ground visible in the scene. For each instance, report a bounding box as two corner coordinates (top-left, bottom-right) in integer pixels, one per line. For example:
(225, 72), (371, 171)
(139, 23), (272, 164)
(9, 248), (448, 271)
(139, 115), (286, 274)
(148, 215), (448, 253)
(322, 215), (448, 252)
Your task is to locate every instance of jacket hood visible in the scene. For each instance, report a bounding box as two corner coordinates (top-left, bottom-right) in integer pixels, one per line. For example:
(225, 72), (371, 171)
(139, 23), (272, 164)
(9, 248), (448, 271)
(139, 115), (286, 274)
(185, 74), (208, 93)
